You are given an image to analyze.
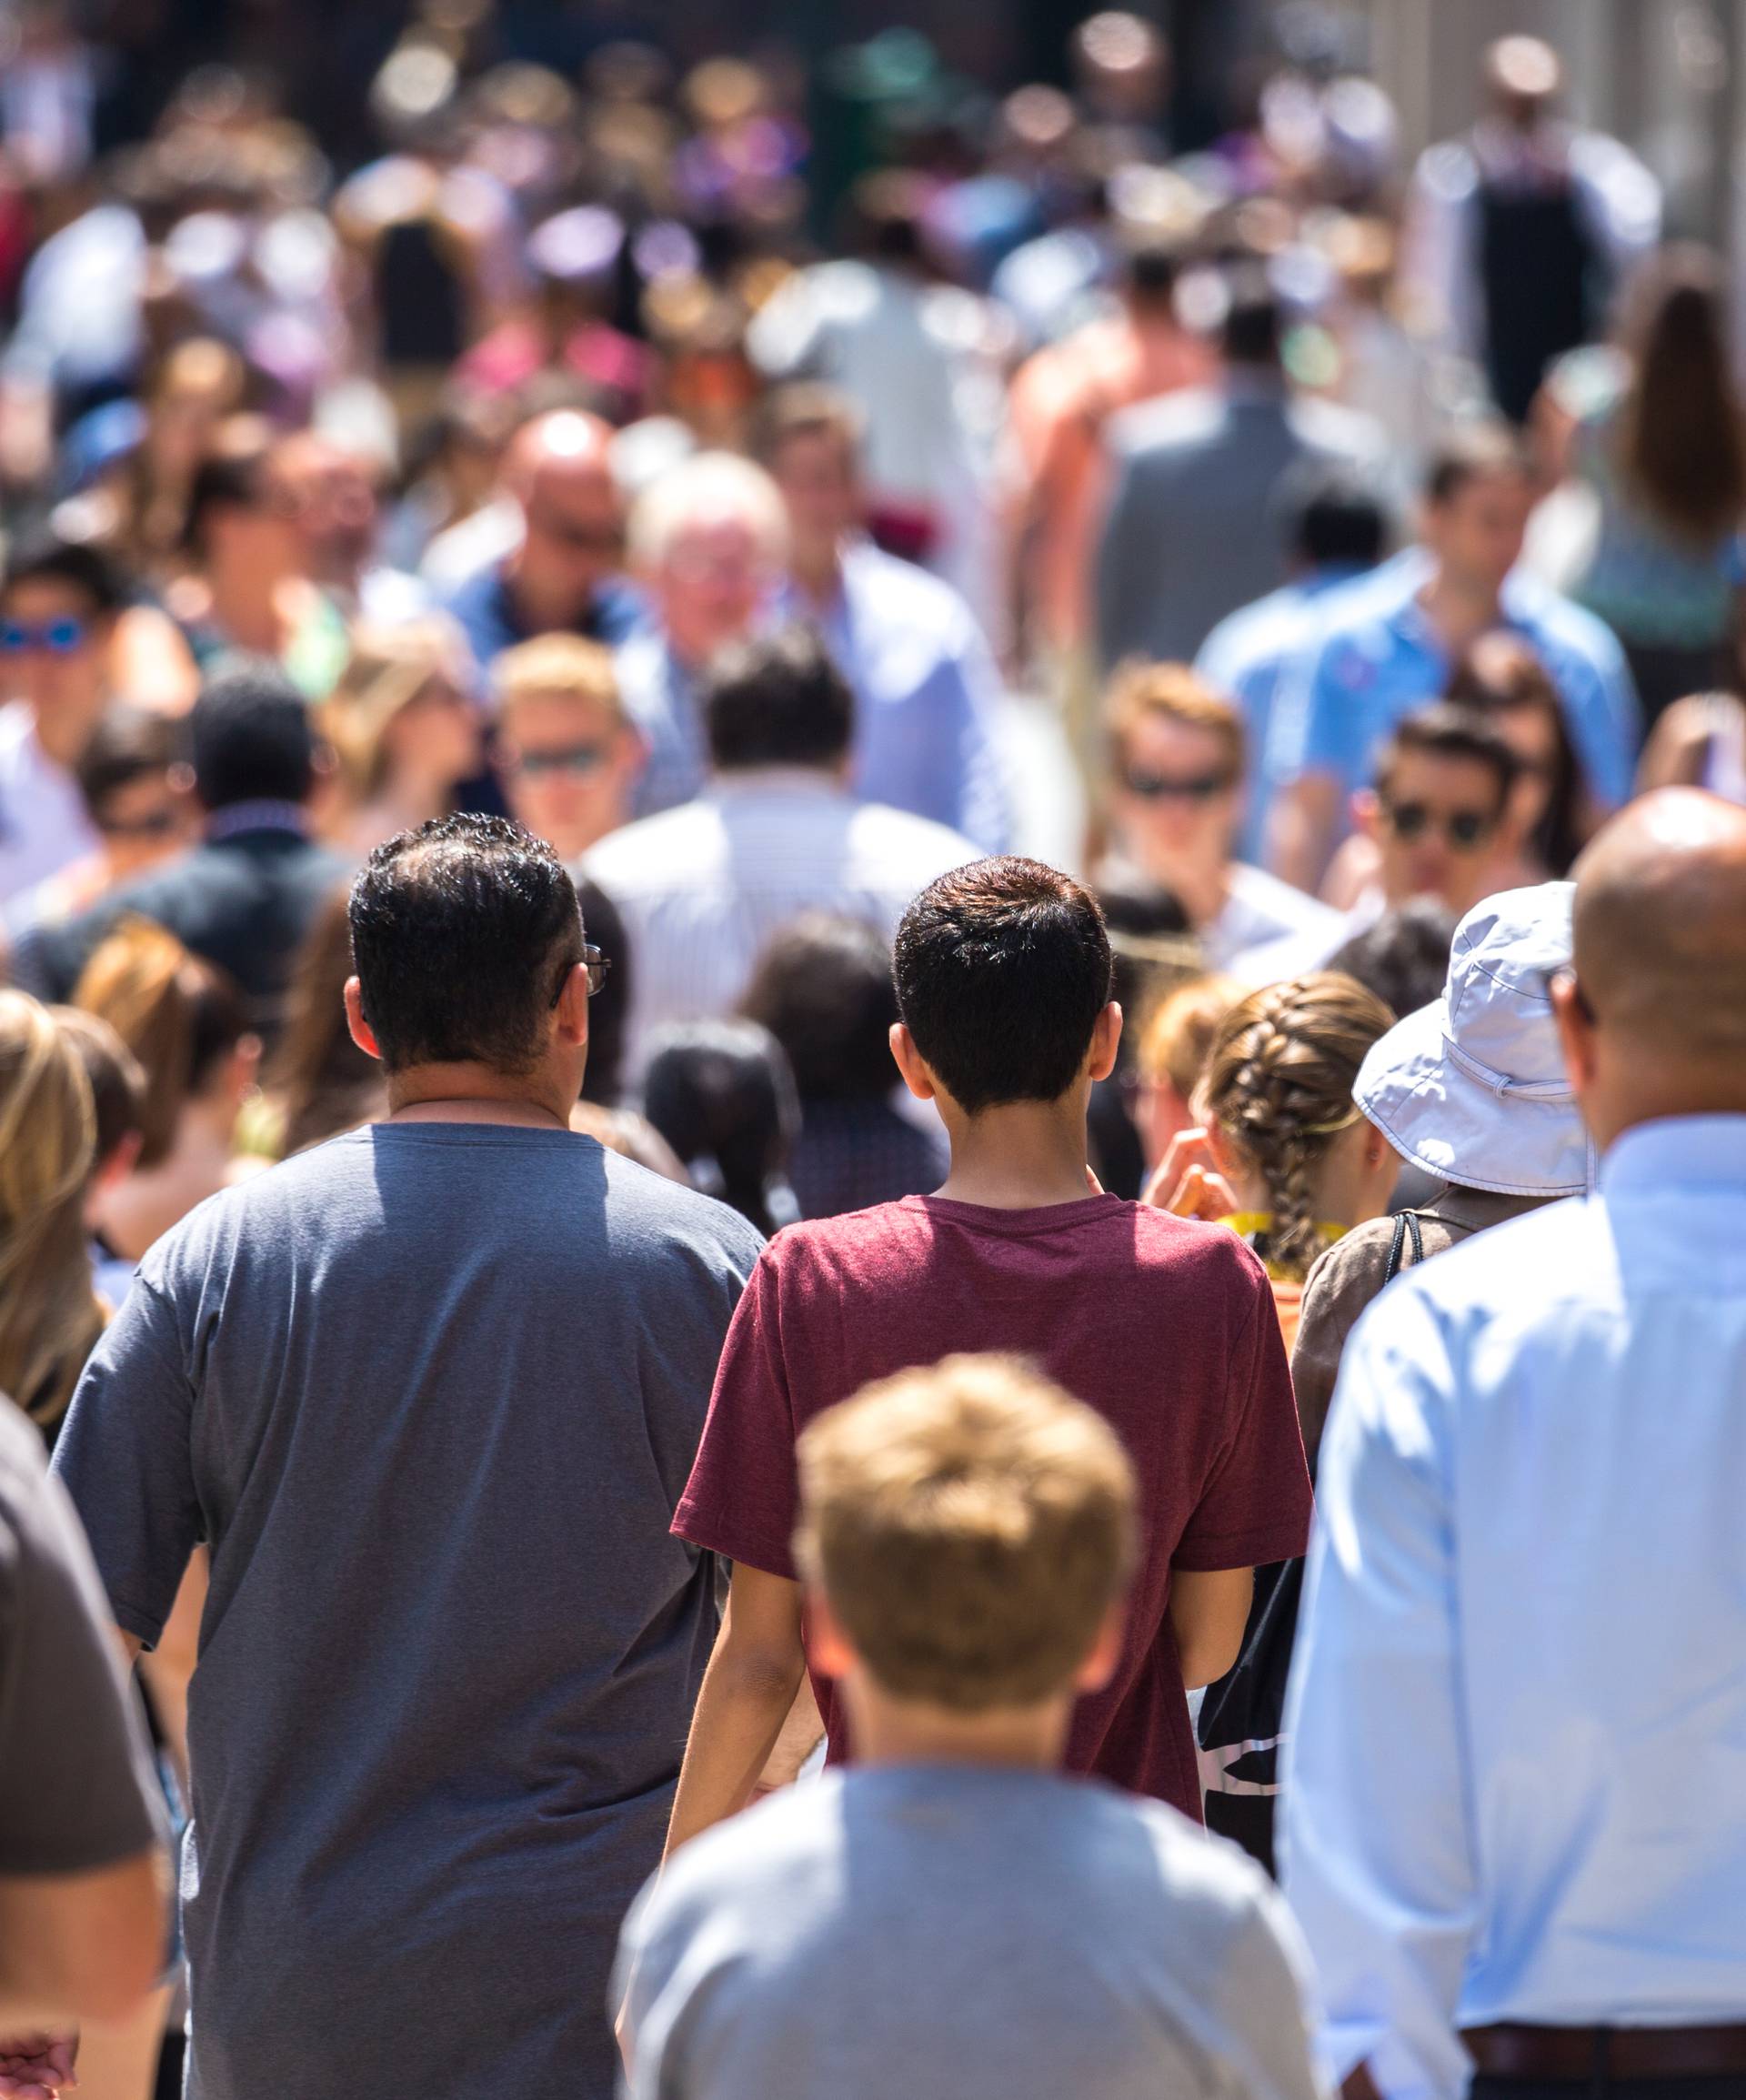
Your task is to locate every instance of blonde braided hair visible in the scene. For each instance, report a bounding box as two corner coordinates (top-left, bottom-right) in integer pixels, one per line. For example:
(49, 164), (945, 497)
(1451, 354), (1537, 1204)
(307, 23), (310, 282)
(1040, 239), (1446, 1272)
(1195, 972), (1395, 1281)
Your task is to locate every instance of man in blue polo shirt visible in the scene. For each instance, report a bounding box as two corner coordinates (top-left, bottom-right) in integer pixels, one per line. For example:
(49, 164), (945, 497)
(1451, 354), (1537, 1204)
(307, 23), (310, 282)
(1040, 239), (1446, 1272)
(1263, 426), (1640, 891)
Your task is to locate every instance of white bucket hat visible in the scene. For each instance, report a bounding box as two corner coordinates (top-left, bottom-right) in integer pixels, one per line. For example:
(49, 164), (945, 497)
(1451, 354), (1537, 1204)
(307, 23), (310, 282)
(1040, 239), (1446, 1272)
(1353, 882), (1591, 1199)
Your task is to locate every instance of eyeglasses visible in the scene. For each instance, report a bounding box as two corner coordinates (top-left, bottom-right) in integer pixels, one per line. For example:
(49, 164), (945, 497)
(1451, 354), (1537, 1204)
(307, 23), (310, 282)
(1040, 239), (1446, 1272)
(97, 807), (183, 840)
(581, 942), (609, 999)
(1381, 799), (1497, 849)
(0, 617), (90, 655)
(1120, 768), (1236, 803)
(511, 742), (610, 779)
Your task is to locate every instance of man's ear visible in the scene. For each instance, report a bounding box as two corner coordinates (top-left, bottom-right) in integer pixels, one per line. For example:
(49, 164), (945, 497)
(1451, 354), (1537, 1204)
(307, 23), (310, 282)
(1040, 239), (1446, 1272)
(1072, 1603), (1128, 1694)
(805, 1588), (856, 1683)
(554, 961), (592, 1050)
(1353, 788), (1381, 842)
(1550, 972), (1596, 1096)
(1088, 1001), (1123, 1084)
(888, 1021), (936, 1102)
(344, 976), (383, 1063)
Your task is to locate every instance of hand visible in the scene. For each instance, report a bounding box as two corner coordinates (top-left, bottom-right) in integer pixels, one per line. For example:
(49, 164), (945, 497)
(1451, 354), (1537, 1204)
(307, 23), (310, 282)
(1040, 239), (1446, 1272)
(1139, 1128), (1239, 1222)
(0, 2033), (77, 2097)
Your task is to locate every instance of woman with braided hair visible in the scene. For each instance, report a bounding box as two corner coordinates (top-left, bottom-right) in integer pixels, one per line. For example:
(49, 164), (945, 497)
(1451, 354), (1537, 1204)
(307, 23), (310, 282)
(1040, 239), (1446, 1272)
(1158, 971), (1400, 1351)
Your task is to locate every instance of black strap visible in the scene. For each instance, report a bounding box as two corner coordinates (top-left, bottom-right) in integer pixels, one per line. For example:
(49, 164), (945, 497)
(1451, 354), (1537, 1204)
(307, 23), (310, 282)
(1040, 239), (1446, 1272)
(1384, 1209), (1425, 1283)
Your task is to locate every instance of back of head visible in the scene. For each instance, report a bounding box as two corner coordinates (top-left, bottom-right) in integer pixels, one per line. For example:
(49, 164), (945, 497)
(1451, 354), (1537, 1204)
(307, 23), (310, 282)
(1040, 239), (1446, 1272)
(895, 859), (1113, 1115)
(1276, 457), (1389, 571)
(1423, 420), (1529, 510)
(51, 1006), (147, 1168)
(1219, 268), (1283, 371)
(73, 918), (247, 1168)
(794, 1352), (1137, 1713)
(1121, 238), (1181, 317)
(0, 990), (101, 1432)
(2, 530), (128, 619)
(741, 913), (898, 1103)
(191, 658), (317, 810)
(704, 627), (854, 775)
(1619, 245), (1746, 544)
(348, 813), (584, 1077)
(266, 886), (383, 1152)
(640, 1019), (798, 1236)
(1325, 899), (1458, 1019)
(1197, 971), (1395, 1278)
(573, 876), (629, 1107)
(1138, 971), (1240, 1096)
(73, 704), (190, 820)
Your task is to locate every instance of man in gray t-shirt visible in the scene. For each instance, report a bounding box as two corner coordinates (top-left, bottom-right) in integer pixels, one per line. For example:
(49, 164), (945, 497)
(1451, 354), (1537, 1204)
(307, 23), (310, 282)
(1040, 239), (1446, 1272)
(54, 815), (764, 2100)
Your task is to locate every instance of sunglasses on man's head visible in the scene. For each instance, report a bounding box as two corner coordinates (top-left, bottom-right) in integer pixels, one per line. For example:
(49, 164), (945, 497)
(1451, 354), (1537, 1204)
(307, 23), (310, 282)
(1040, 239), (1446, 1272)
(1121, 768), (1235, 803)
(1381, 799), (1497, 849)
(0, 617), (90, 655)
(512, 742), (610, 779)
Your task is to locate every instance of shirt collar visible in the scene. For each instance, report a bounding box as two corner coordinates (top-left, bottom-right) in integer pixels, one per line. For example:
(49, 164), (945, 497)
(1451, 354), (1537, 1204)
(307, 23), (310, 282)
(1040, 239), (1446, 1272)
(206, 800), (309, 843)
(1599, 1114), (1746, 1197)
(707, 767), (841, 802)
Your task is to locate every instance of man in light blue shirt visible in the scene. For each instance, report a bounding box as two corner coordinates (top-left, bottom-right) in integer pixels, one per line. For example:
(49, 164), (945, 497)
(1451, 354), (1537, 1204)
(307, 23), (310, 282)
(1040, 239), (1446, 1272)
(1265, 427), (1641, 891)
(1282, 787), (1746, 2100)
(758, 387), (1009, 852)
(1196, 460), (1390, 862)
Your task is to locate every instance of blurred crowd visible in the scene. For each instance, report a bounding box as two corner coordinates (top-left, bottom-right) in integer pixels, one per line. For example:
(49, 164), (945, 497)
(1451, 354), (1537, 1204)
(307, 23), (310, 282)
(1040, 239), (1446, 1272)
(6, 7), (1746, 2100)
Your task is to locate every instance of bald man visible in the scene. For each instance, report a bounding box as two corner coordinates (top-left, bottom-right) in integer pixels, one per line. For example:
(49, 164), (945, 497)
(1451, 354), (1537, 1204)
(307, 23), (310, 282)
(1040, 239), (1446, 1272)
(1282, 793), (1746, 2100)
(443, 409), (641, 672)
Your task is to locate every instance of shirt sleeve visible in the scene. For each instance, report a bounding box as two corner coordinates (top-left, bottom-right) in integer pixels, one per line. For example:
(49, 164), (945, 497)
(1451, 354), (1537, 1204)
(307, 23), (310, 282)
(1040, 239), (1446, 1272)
(51, 1273), (204, 1651)
(0, 1422), (166, 1874)
(1172, 1255), (1314, 1572)
(1279, 1288), (1479, 2100)
(1263, 636), (1347, 791)
(671, 1250), (801, 1580)
(1214, 1881), (1330, 2100)
(1556, 634), (1641, 809)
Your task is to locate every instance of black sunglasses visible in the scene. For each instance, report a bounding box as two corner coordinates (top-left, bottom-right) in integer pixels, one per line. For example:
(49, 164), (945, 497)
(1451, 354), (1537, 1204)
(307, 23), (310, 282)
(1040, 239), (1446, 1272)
(1382, 799), (1497, 849)
(1121, 768), (1235, 803)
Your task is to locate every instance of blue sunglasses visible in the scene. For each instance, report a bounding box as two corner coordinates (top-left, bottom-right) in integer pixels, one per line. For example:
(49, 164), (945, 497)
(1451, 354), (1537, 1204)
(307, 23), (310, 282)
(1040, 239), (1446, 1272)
(0, 617), (90, 655)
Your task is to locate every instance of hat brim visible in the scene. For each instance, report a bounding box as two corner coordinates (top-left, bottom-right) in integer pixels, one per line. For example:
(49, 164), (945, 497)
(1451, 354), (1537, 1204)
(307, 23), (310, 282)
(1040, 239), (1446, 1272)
(1354, 997), (1590, 1199)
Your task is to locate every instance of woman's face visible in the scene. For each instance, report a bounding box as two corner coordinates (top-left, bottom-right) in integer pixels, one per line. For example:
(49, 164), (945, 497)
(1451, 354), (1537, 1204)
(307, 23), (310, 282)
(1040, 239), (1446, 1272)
(1493, 701), (1561, 839)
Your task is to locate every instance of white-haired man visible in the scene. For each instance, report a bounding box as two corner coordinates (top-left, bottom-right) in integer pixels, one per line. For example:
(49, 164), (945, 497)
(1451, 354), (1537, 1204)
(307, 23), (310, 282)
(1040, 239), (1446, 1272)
(616, 452), (789, 816)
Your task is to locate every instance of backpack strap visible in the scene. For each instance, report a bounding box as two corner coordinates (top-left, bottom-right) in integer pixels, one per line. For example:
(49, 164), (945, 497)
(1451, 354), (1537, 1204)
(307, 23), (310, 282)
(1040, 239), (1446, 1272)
(1383, 1209), (1426, 1284)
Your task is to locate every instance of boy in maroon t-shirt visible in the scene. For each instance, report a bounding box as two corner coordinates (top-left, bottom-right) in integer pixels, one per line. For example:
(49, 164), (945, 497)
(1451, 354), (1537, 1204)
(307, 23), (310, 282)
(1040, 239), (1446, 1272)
(664, 857), (1311, 1852)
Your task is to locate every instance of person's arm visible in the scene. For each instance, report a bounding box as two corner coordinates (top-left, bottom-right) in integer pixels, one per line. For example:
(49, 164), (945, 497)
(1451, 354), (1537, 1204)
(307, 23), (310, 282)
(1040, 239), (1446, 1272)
(0, 1853), (168, 2031)
(662, 1563), (808, 1863)
(1168, 1565), (1254, 1691)
(1267, 773), (1345, 897)
(1279, 1294), (1479, 2100)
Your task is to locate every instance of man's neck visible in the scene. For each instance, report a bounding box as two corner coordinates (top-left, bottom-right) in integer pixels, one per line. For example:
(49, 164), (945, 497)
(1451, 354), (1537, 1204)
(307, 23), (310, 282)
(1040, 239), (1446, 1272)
(503, 555), (590, 637)
(843, 1674), (1072, 1773)
(1417, 564), (1501, 657)
(790, 541), (844, 607)
(935, 1097), (1098, 1211)
(386, 1060), (575, 1130)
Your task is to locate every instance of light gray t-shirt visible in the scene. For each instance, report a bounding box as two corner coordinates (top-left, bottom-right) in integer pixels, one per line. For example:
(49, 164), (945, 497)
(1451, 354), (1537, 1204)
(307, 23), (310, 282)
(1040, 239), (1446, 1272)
(53, 1123), (764, 2100)
(617, 1764), (1326, 2100)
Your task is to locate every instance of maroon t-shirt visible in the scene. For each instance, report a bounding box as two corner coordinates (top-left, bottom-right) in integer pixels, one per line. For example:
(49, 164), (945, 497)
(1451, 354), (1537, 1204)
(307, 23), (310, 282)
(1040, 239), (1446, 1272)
(673, 1192), (1312, 1822)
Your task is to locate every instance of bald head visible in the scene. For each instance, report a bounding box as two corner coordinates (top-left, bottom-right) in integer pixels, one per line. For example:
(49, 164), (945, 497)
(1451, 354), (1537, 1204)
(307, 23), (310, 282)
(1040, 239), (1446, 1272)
(501, 411), (625, 628)
(1574, 789), (1746, 1069)
(506, 410), (616, 503)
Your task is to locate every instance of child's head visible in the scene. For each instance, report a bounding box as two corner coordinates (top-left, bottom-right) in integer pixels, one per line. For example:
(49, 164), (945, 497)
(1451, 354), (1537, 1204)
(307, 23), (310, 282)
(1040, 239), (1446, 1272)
(891, 859), (1118, 1119)
(795, 1353), (1136, 1723)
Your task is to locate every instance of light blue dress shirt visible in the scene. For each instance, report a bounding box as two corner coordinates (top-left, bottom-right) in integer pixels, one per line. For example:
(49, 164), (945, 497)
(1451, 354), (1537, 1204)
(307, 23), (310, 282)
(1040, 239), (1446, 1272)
(1281, 1114), (1746, 2100)
(1264, 552), (1642, 816)
(779, 540), (1009, 854)
(1195, 565), (1378, 861)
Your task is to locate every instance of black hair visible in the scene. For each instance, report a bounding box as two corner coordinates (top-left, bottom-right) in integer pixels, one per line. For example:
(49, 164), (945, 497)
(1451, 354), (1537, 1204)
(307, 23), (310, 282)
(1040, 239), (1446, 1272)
(1122, 240), (1181, 309)
(74, 705), (188, 819)
(893, 858), (1113, 1115)
(1376, 702), (1521, 815)
(1445, 633), (1589, 875)
(574, 875), (629, 1107)
(1220, 269), (1283, 369)
(1276, 458), (1389, 569)
(1324, 900), (1458, 1020)
(190, 657), (317, 809)
(641, 1020), (798, 1238)
(183, 428), (272, 558)
(740, 913), (899, 1102)
(1, 531), (128, 618)
(704, 628), (854, 774)
(348, 812), (585, 1075)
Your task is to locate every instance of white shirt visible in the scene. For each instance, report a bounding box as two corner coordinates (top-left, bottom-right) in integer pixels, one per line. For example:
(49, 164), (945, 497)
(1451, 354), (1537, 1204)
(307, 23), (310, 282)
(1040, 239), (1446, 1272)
(0, 703), (97, 906)
(582, 772), (979, 1079)
(1203, 862), (1344, 980)
(1282, 1115), (1746, 2100)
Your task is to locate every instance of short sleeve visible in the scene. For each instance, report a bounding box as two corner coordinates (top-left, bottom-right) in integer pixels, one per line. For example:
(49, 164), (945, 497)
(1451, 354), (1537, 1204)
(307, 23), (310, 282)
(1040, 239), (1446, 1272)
(1173, 1258), (1314, 1572)
(0, 1415), (165, 1873)
(1212, 1883), (1328, 2100)
(671, 1250), (802, 1579)
(52, 1274), (203, 1650)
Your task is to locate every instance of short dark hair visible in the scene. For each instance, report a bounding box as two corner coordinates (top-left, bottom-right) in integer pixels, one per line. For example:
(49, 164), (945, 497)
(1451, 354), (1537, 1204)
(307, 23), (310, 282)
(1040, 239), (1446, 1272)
(741, 913), (899, 1101)
(1376, 702), (1520, 814)
(190, 658), (317, 809)
(1220, 269), (1283, 368)
(704, 628), (854, 774)
(1, 531), (127, 618)
(1276, 458), (1389, 569)
(1424, 422), (1530, 506)
(74, 705), (188, 819)
(348, 813), (585, 1075)
(893, 859), (1112, 1115)
(1324, 899), (1457, 1020)
(1121, 239), (1181, 311)
(641, 1020), (798, 1238)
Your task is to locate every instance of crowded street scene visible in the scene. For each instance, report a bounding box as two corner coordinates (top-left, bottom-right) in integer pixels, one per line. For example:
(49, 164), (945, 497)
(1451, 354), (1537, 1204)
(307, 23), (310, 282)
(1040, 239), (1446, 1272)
(5, 1), (1746, 2095)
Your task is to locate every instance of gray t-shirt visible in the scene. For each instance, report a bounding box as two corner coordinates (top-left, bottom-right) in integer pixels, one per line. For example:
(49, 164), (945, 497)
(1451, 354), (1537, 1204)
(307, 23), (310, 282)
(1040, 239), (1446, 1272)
(53, 1123), (763, 2100)
(0, 1396), (162, 1874)
(617, 1764), (1326, 2100)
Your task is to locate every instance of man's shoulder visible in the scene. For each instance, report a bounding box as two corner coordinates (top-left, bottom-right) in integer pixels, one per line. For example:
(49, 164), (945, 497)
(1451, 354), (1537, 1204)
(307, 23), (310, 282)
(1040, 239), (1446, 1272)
(1107, 386), (1227, 462)
(1288, 396), (1387, 461)
(1355, 1193), (1596, 1351)
(594, 1142), (767, 1271)
(1507, 575), (1628, 677)
(582, 802), (721, 895)
(846, 799), (981, 876)
(844, 540), (971, 628)
(1197, 586), (1306, 677)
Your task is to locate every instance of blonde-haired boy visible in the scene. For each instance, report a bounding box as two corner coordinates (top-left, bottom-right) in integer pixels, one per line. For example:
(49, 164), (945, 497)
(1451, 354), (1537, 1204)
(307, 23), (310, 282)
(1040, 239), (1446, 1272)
(616, 1354), (1321, 2100)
